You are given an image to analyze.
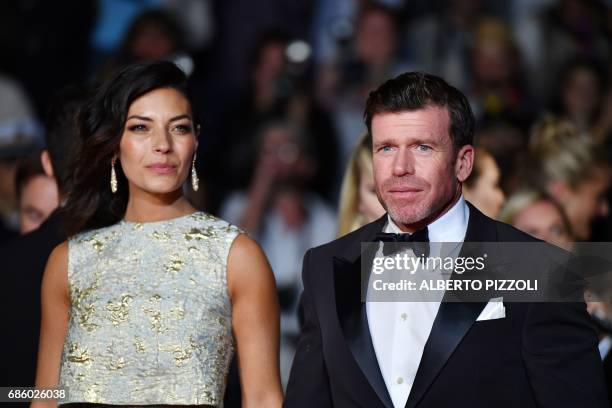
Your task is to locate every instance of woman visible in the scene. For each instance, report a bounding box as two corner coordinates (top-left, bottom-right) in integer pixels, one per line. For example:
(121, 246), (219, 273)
(499, 189), (573, 251)
(522, 115), (609, 240)
(337, 132), (385, 237)
(462, 147), (505, 219)
(33, 61), (282, 407)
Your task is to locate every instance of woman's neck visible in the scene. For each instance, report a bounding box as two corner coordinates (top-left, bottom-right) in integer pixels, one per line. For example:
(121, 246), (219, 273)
(123, 189), (196, 223)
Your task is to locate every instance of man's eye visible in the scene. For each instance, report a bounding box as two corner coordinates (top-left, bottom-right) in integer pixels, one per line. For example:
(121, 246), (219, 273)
(381, 146), (392, 152)
(418, 145), (431, 152)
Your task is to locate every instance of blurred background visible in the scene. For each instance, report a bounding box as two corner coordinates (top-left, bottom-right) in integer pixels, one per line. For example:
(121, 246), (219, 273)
(1, 0), (612, 392)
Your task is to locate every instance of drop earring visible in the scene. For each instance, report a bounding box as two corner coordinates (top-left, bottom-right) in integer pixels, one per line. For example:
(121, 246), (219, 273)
(191, 153), (199, 192)
(110, 157), (118, 193)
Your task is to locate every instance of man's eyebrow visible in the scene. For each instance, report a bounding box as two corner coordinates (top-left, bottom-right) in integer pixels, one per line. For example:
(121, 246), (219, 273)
(374, 135), (440, 146)
(374, 136), (397, 145)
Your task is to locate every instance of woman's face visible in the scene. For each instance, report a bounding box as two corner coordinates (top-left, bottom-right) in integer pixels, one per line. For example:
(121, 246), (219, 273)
(559, 170), (610, 240)
(464, 154), (505, 219)
(512, 200), (572, 250)
(118, 87), (197, 197)
(358, 166), (385, 223)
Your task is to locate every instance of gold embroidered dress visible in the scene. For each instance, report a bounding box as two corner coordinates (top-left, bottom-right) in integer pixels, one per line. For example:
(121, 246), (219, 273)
(58, 212), (241, 406)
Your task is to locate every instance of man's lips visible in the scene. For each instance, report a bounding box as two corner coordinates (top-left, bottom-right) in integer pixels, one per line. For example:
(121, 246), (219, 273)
(388, 186), (422, 193)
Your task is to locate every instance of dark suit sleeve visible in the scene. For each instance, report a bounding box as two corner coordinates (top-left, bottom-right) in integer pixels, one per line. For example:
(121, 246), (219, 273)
(284, 249), (333, 407)
(522, 301), (609, 407)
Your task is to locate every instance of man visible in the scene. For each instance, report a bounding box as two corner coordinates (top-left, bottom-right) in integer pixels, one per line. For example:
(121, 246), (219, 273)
(0, 87), (88, 390)
(285, 72), (608, 407)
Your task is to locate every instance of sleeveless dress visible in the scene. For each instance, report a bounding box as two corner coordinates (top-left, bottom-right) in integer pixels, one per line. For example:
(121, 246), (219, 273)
(58, 212), (242, 407)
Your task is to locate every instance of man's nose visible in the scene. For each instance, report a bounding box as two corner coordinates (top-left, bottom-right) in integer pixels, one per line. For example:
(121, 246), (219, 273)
(392, 149), (415, 177)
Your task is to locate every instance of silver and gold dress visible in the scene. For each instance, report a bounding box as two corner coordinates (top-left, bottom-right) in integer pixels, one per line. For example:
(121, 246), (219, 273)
(58, 212), (242, 407)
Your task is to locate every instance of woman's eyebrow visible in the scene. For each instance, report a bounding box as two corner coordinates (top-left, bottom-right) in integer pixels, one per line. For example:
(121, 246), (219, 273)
(126, 115), (152, 121)
(168, 114), (191, 122)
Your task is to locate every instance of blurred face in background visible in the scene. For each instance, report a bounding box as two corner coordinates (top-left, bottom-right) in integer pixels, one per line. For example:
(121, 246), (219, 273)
(356, 9), (397, 68)
(129, 22), (178, 60)
(562, 66), (600, 127)
(258, 124), (314, 185)
(119, 87), (197, 198)
(463, 153), (505, 219)
(253, 41), (286, 86)
(473, 39), (513, 85)
(472, 18), (515, 86)
(358, 164), (385, 223)
(512, 200), (572, 250)
(19, 174), (58, 234)
(556, 168), (609, 240)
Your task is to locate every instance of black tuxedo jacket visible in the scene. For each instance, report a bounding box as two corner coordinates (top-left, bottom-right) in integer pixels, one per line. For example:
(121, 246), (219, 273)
(0, 210), (66, 388)
(285, 203), (608, 407)
(604, 349), (612, 404)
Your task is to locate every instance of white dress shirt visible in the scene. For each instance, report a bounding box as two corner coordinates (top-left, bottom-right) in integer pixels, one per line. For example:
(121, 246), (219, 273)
(366, 195), (469, 408)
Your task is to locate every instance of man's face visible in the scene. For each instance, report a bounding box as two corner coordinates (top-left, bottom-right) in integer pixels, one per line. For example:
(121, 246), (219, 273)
(371, 106), (473, 231)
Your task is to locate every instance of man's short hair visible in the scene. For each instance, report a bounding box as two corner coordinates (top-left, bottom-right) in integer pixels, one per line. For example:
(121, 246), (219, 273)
(364, 72), (475, 151)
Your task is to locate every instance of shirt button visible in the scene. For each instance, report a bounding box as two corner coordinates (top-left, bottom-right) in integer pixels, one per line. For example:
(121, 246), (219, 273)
(397, 377), (404, 384)
(400, 312), (408, 321)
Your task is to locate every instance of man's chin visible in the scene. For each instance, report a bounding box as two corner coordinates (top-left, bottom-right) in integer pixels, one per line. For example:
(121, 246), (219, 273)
(387, 207), (429, 227)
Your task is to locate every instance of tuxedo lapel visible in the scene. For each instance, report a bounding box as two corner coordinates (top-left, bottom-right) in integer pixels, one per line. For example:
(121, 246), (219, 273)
(405, 203), (495, 408)
(334, 215), (394, 408)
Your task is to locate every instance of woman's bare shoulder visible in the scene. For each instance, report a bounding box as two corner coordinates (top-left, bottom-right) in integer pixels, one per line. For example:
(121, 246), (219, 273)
(48, 241), (68, 267)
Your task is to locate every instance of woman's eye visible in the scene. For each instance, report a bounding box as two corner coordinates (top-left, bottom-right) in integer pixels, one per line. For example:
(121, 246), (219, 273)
(130, 124), (148, 132)
(173, 124), (193, 134)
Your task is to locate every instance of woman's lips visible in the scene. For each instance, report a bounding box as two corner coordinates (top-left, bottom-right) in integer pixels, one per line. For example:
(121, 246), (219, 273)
(147, 164), (177, 174)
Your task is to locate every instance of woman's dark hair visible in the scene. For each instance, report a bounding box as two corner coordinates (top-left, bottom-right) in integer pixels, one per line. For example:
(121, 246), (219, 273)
(62, 60), (195, 235)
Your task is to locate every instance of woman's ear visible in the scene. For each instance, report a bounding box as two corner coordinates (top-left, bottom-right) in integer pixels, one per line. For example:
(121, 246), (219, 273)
(455, 144), (474, 183)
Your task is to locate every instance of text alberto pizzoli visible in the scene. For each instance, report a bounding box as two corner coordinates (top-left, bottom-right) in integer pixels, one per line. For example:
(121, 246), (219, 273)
(371, 253), (538, 292)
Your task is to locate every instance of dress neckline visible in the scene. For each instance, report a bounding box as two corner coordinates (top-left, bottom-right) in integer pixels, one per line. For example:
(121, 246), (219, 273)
(120, 211), (200, 226)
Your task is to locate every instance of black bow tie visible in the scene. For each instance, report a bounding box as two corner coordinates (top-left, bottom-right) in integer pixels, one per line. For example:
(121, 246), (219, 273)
(374, 228), (430, 257)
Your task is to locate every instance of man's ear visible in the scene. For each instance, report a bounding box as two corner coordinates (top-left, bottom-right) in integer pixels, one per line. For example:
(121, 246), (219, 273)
(455, 144), (474, 182)
(41, 150), (54, 177)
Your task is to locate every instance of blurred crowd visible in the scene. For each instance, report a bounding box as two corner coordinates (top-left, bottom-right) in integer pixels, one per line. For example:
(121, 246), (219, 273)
(1, 0), (612, 393)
